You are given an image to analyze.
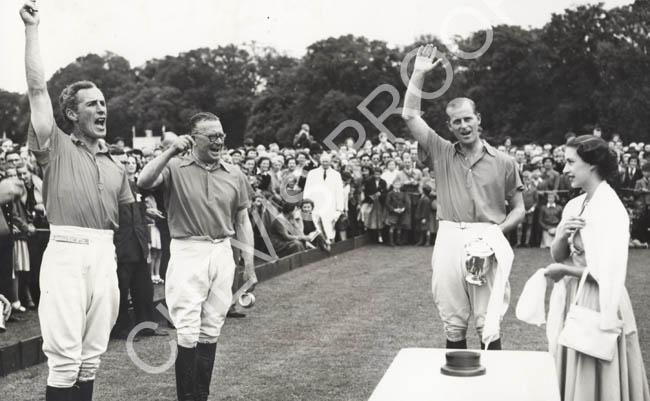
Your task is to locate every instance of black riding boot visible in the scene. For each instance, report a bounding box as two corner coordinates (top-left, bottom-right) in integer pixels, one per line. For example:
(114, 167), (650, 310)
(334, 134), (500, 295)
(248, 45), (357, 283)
(195, 343), (217, 401)
(76, 380), (94, 401)
(445, 339), (467, 349)
(175, 345), (197, 401)
(480, 338), (502, 350)
(46, 386), (74, 401)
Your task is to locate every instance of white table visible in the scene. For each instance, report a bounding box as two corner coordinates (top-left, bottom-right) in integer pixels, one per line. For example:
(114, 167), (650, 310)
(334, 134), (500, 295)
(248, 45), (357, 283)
(368, 348), (560, 401)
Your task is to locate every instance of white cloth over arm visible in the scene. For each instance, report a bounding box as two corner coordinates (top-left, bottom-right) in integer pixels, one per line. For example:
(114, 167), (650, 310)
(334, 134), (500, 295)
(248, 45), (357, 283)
(516, 268), (548, 326)
(580, 182), (633, 332)
(481, 224), (515, 345)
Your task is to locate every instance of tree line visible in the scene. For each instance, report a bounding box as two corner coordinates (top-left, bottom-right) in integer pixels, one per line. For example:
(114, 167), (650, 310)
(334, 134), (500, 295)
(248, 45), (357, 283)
(1, 1), (649, 148)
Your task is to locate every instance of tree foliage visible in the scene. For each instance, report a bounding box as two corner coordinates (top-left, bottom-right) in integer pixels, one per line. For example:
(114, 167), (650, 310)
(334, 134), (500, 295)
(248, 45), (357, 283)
(3, 1), (650, 146)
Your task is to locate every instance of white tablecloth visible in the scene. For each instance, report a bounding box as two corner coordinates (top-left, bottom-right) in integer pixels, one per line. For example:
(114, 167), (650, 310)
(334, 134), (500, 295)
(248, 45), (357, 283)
(368, 348), (560, 401)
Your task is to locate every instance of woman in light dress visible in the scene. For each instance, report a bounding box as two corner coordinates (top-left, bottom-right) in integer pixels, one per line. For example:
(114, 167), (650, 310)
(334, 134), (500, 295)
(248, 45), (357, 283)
(544, 135), (649, 401)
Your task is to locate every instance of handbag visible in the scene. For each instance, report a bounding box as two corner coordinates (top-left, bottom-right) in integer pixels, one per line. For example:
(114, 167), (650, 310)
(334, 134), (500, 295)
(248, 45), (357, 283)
(557, 266), (623, 362)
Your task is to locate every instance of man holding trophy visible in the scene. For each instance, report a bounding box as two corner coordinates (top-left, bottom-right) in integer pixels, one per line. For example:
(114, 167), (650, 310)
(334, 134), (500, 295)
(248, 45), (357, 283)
(402, 45), (524, 350)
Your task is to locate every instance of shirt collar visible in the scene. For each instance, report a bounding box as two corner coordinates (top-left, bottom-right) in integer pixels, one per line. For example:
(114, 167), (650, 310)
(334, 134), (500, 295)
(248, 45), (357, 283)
(179, 153), (232, 172)
(453, 140), (496, 157)
(70, 133), (114, 159)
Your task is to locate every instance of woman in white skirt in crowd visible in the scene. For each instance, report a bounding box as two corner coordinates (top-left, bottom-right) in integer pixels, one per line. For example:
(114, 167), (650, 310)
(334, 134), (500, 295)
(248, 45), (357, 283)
(544, 135), (649, 401)
(145, 195), (164, 284)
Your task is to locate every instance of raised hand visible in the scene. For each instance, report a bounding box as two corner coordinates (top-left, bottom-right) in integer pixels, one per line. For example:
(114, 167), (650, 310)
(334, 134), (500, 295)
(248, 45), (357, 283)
(19, 0), (40, 26)
(413, 44), (442, 75)
(171, 135), (195, 155)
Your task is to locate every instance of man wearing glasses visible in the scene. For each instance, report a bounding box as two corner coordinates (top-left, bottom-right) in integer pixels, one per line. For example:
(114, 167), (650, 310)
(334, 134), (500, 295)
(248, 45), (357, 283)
(138, 112), (256, 401)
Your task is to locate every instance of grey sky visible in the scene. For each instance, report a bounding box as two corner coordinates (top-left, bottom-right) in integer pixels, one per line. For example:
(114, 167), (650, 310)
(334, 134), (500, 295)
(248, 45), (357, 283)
(0, 0), (632, 93)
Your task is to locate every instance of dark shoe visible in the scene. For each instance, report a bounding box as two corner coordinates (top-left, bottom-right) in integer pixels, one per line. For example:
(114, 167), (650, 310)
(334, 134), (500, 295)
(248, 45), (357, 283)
(25, 301), (37, 310)
(46, 385), (74, 401)
(226, 310), (246, 318)
(195, 343), (217, 401)
(175, 345), (197, 401)
(388, 231), (395, 247)
(76, 380), (94, 401)
(480, 338), (502, 350)
(110, 328), (130, 340)
(445, 339), (467, 349)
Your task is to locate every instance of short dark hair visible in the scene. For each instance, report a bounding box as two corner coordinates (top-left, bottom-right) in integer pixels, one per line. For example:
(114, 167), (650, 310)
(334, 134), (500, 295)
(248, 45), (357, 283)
(301, 198), (315, 208)
(189, 112), (220, 135)
(566, 135), (618, 182)
(59, 81), (98, 125)
(257, 156), (271, 169)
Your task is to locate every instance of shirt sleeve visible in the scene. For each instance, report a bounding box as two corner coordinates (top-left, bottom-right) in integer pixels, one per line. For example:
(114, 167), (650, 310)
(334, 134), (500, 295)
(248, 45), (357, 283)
(118, 169), (135, 205)
(504, 156), (524, 200)
(28, 121), (70, 169)
(417, 128), (453, 170)
(236, 170), (252, 211)
(161, 161), (174, 203)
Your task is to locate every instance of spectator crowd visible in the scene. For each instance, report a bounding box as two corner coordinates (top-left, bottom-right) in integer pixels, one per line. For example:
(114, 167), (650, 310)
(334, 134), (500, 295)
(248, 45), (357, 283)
(0, 124), (649, 336)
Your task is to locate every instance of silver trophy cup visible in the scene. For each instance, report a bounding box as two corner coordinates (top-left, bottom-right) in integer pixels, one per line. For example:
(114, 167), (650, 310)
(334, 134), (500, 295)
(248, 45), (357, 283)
(463, 237), (495, 286)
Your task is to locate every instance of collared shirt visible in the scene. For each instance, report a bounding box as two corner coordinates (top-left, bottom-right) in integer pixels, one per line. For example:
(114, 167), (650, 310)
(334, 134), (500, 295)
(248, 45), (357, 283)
(162, 154), (250, 239)
(418, 130), (523, 224)
(28, 122), (133, 230)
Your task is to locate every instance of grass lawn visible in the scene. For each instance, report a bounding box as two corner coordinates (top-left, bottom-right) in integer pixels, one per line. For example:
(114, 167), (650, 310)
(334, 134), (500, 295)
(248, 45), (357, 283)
(1, 245), (649, 400)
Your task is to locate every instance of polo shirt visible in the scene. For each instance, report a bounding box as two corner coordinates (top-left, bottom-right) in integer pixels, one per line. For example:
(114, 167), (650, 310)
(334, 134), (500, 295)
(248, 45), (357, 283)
(28, 122), (133, 230)
(162, 154), (250, 239)
(418, 129), (523, 224)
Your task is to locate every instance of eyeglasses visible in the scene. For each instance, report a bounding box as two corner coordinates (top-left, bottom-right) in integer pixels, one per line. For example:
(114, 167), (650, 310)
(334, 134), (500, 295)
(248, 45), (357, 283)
(193, 133), (226, 143)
